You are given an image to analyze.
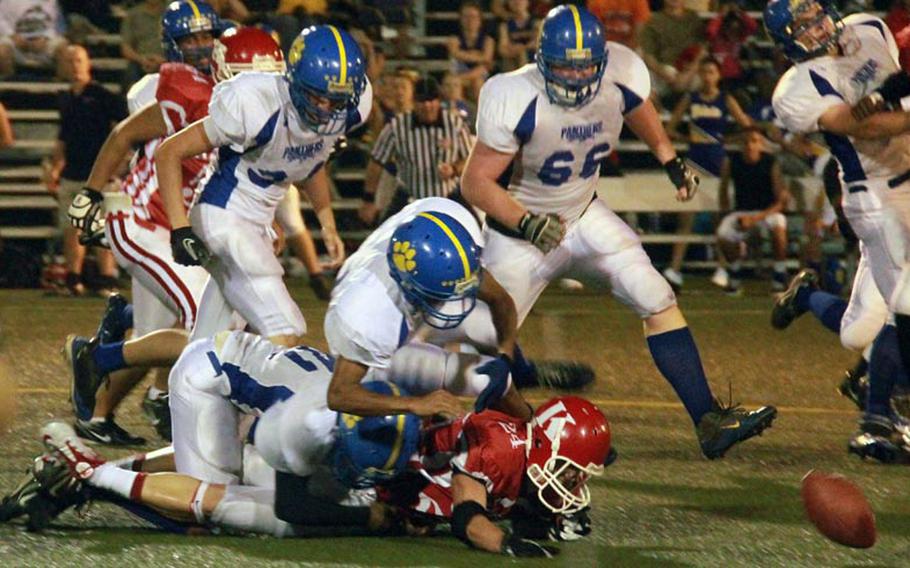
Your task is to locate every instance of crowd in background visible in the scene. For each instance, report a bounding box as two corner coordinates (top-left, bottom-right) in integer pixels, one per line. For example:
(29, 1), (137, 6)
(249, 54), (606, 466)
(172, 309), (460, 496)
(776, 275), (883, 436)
(3, 0), (910, 294)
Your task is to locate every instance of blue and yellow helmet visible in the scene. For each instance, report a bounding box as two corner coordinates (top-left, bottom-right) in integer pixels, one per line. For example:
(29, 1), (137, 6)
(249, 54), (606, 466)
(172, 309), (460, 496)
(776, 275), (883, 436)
(387, 211), (482, 330)
(537, 5), (607, 108)
(332, 381), (421, 489)
(764, 0), (844, 62)
(286, 25), (366, 135)
(161, 0), (223, 72)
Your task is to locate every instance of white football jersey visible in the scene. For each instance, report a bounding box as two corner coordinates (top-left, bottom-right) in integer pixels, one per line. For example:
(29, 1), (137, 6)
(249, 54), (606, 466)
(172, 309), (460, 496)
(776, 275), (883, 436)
(326, 197), (483, 370)
(773, 14), (910, 183)
(476, 42), (650, 223)
(200, 72), (373, 225)
(211, 330), (337, 477)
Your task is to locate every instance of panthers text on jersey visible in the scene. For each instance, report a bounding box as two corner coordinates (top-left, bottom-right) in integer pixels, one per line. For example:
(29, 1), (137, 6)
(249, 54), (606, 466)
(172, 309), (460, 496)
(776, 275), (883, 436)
(121, 63), (215, 231)
(772, 14), (910, 184)
(199, 72), (373, 226)
(325, 197), (483, 370)
(380, 410), (528, 519)
(476, 42), (650, 223)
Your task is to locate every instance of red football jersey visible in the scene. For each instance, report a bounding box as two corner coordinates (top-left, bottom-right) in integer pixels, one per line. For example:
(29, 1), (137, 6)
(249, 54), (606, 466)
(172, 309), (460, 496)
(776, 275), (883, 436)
(386, 411), (528, 519)
(121, 63), (214, 230)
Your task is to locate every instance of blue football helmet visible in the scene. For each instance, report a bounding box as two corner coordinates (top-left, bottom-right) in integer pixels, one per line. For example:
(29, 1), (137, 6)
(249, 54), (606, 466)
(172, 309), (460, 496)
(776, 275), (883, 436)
(332, 381), (421, 489)
(537, 5), (607, 108)
(387, 211), (482, 330)
(286, 25), (366, 135)
(161, 1), (223, 72)
(764, 0), (844, 62)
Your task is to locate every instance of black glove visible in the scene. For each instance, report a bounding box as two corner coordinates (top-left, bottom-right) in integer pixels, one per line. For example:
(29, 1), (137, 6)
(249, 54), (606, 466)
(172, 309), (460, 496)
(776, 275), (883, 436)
(170, 226), (211, 267)
(518, 212), (565, 253)
(474, 354), (512, 413)
(501, 533), (560, 558)
(663, 157), (699, 199)
(548, 508), (592, 541)
(852, 71), (910, 120)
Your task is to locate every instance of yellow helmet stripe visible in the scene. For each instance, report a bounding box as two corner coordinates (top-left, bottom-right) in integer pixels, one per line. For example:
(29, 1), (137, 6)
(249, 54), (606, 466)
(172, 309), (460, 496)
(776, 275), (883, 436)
(328, 25), (348, 86)
(568, 4), (584, 51)
(382, 382), (406, 470)
(187, 0), (202, 19)
(417, 212), (471, 280)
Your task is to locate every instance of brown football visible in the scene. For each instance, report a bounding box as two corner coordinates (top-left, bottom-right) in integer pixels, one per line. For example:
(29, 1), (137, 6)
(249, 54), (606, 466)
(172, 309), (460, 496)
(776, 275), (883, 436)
(801, 470), (876, 548)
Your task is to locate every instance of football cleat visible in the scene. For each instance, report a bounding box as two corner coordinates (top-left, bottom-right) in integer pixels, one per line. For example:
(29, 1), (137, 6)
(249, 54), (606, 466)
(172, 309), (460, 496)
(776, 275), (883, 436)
(75, 417), (147, 447)
(771, 269), (817, 329)
(1, 454), (87, 531)
(838, 369), (868, 411)
(530, 360), (595, 391)
(142, 390), (172, 441)
(723, 284), (743, 297)
(63, 334), (105, 421)
(95, 293), (130, 344)
(697, 399), (777, 460)
(41, 421), (106, 479)
(847, 413), (910, 464)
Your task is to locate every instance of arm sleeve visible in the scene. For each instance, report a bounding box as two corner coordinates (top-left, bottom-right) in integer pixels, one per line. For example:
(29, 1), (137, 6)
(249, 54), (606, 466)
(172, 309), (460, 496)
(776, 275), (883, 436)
(370, 122), (397, 165)
(772, 71), (844, 134)
(607, 43), (651, 113)
(157, 66), (213, 135)
(202, 78), (271, 150)
(475, 76), (526, 154)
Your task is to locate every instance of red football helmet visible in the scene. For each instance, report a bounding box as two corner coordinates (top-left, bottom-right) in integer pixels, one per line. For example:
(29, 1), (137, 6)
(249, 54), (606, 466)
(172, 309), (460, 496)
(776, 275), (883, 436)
(526, 396), (611, 514)
(211, 26), (285, 83)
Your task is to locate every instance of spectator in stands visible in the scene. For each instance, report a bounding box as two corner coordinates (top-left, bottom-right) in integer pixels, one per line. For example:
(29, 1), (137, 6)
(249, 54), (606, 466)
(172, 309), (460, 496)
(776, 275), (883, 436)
(44, 44), (124, 296)
(209, 0), (251, 22)
(662, 57), (752, 291)
(498, 0), (538, 71)
(716, 127), (791, 295)
(0, 0), (69, 78)
(886, 0), (910, 72)
(58, 1), (118, 34)
(587, 0), (651, 48)
(638, 0), (705, 106)
(120, 0), (167, 90)
(0, 102), (13, 149)
(447, 0), (495, 102)
(705, 1), (758, 94)
(359, 75), (474, 225)
(441, 70), (476, 131)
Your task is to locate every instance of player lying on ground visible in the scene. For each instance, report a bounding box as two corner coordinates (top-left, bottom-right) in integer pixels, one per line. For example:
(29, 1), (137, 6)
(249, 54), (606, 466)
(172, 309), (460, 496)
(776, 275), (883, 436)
(459, 5), (776, 459)
(765, 0), (910, 463)
(2, 399), (611, 557)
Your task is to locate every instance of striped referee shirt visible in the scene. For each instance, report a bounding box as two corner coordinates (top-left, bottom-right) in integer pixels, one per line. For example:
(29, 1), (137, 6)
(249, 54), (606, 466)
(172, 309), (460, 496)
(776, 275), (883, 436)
(370, 109), (473, 199)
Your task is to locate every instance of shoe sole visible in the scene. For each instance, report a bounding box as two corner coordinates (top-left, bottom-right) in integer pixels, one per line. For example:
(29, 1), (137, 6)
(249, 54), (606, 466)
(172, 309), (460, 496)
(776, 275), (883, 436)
(706, 406), (778, 460)
(63, 335), (88, 421)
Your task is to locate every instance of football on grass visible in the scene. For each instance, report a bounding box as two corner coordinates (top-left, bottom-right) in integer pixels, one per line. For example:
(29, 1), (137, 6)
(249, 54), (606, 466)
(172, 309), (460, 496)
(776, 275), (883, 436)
(801, 470), (876, 548)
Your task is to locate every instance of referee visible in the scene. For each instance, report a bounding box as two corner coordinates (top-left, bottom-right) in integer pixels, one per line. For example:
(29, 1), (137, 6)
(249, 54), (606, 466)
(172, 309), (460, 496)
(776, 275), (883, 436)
(358, 75), (474, 225)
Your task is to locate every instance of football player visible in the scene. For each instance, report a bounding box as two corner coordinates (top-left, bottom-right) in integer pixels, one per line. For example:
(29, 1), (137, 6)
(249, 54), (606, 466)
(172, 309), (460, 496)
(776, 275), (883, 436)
(155, 25), (365, 347)
(378, 396), (611, 557)
(459, 5), (776, 459)
(765, 0), (910, 461)
(64, 25), (286, 446)
(324, 197), (595, 423)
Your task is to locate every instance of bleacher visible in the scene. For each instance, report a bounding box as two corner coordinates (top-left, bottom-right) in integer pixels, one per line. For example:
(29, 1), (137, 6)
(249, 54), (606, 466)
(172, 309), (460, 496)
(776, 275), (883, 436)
(0, 5), (810, 267)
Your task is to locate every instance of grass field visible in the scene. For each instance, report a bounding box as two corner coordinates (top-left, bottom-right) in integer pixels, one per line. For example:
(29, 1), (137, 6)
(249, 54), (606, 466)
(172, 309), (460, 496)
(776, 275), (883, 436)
(1, 278), (910, 567)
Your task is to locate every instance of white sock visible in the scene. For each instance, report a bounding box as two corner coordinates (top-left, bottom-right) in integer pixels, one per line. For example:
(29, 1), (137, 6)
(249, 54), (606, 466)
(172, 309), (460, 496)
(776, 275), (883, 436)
(89, 463), (144, 500)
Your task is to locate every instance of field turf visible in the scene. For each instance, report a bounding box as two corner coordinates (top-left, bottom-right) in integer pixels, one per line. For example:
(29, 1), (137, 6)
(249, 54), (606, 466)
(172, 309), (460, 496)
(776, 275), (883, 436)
(1, 278), (909, 567)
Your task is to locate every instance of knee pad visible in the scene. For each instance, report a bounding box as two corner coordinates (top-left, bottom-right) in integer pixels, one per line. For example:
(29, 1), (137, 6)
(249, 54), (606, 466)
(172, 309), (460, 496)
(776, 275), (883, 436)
(840, 315), (882, 352)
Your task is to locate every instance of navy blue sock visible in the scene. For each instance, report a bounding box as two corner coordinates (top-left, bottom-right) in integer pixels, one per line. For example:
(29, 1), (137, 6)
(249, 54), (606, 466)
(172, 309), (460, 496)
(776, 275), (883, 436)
(647, 327), (714, 425)
(807, 290), (847, 334)
(866, 325), (904, 417)
(511, 343), (537, 388)
(92, 341), (126, 375)
(121, 304), (134, 330)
